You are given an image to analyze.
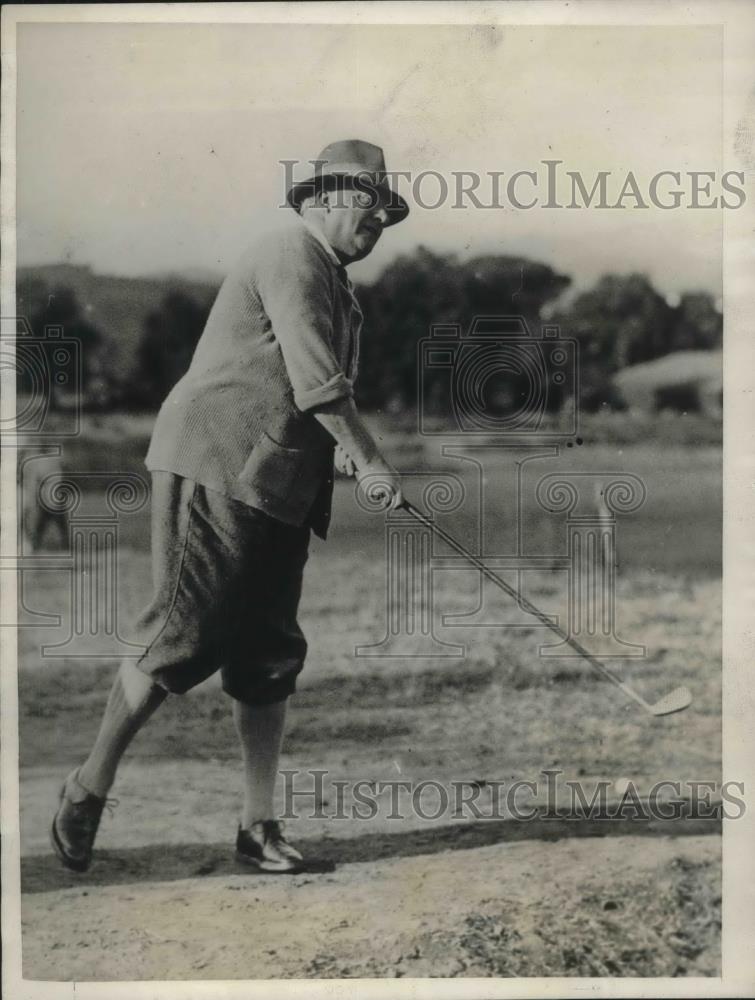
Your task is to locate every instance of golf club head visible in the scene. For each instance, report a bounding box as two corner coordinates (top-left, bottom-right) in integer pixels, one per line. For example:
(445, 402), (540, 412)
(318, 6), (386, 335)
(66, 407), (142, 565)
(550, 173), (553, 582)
(650, 686), (692, 716)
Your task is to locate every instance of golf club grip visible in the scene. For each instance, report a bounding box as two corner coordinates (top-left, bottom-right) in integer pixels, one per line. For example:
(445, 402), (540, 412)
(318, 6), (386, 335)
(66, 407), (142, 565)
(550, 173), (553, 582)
(398, 499), (652, 711)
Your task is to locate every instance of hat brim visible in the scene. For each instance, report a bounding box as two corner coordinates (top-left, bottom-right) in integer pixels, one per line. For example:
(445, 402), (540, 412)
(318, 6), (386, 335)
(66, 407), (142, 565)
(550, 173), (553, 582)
(287, 173), (409, 226)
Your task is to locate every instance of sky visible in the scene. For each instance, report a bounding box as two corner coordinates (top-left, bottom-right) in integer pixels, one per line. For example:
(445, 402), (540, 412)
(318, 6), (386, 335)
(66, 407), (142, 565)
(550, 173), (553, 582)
(15, 21), (724, 298)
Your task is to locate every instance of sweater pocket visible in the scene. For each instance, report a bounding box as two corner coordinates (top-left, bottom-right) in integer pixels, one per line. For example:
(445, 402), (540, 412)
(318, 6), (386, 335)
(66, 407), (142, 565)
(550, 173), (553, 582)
(237, 431), (322, 518)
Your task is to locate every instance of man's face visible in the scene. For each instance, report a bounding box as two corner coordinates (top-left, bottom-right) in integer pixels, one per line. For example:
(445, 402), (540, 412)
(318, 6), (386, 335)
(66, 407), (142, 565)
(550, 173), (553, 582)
(320, 184), (390, 264)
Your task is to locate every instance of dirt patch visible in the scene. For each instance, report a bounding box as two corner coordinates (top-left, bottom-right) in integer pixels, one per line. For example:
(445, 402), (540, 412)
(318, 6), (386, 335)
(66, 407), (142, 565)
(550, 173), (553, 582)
(21, 834), (719, 980)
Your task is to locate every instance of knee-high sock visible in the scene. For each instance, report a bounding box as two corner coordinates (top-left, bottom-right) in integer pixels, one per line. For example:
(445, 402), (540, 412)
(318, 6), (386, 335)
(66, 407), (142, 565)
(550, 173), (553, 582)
(233, 699), (288, 828)
(76, 660), (167, 799)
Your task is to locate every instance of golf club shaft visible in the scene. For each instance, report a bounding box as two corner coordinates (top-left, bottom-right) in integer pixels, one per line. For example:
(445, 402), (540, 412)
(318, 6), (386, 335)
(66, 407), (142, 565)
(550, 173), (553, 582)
(399, 499), (655, 714)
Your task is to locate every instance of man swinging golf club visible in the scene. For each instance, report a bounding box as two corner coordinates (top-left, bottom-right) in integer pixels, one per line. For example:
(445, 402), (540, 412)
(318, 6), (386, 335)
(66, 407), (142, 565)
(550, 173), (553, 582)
(51, 140), (409, 874)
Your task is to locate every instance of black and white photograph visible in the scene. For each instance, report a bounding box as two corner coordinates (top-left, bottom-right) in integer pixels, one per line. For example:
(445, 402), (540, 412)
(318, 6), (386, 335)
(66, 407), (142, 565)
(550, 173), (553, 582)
(1, 2), (753, 996)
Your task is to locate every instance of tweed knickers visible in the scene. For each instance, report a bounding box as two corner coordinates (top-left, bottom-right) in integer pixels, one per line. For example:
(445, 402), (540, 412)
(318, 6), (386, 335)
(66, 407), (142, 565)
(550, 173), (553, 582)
(132, 472), (310, 704)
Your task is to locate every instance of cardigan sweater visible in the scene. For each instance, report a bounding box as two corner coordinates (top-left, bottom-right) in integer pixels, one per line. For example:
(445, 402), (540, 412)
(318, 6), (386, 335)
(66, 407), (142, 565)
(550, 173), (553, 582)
(145, 217), (362, 539)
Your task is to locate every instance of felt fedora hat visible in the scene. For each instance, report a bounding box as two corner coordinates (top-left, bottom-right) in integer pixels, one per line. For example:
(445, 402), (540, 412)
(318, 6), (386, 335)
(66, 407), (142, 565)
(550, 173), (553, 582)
(286, 139), (409, 226)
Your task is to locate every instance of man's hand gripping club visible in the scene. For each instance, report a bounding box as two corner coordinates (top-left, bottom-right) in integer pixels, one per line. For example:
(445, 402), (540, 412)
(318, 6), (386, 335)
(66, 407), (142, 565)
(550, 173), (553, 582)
(314, 398), (404, 510)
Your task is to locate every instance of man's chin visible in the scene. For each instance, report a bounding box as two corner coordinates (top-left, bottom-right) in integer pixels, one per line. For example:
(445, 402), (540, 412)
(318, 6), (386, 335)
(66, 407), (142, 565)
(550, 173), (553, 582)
(354, 233), (380, 257)
(347, 243), (375, 263)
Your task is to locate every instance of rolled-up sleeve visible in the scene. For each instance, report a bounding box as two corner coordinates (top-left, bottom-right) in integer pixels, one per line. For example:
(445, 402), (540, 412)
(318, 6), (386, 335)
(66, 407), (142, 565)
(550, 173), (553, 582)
(256, 231), (354, 412)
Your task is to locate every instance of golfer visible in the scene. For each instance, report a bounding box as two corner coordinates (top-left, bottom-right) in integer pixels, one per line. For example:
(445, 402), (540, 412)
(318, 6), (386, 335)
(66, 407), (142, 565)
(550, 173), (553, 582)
(52, 140), (409, 874)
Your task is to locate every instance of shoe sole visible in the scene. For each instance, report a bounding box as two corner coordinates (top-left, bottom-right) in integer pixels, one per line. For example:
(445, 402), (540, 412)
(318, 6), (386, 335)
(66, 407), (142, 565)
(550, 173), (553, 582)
(50, 816), (90, 873)
(234, 850), (305, 875)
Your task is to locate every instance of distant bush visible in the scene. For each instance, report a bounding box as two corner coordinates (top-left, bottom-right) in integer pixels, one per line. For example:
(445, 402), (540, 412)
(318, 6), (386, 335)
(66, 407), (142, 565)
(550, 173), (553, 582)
(15, 277), (104, 407)
(355, 247), (571, 412)
(130, 290), (211, 409)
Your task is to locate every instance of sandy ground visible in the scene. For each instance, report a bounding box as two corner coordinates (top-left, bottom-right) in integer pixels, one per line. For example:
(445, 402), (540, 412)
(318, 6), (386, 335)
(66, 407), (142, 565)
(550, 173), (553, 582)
(20, 762), (721, 981)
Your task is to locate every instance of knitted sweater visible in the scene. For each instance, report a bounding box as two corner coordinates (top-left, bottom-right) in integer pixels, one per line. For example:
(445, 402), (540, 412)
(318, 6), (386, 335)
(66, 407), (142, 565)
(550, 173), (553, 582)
(145, 217), (362, 539)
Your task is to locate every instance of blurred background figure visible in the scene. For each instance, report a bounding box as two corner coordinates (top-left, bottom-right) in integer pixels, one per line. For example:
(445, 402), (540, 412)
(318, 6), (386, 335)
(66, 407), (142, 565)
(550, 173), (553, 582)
(18, 450), (69, 551)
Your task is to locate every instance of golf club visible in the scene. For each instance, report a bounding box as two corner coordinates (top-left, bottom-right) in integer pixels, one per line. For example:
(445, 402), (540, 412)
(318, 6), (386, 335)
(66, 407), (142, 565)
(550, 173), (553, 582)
(398, 499), (692, 717)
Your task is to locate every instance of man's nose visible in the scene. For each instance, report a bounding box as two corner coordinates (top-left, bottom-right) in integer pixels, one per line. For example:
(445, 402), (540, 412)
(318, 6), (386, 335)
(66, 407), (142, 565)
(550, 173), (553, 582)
(372, 203), (389, 225)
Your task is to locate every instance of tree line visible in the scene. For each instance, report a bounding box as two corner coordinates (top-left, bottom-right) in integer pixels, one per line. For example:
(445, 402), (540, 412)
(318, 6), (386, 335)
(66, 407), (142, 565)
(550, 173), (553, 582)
(17, 248), (721, 415)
